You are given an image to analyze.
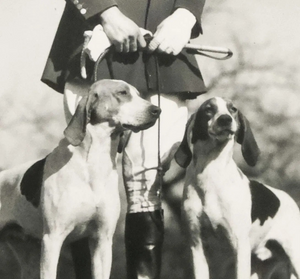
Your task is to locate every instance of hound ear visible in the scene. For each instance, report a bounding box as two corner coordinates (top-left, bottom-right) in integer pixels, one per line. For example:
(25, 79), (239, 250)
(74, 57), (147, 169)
(191, 109), (209, 143)
(174, 117), (193, 168)
(236, 111), (260, 166)
(64, 92), (98, 146)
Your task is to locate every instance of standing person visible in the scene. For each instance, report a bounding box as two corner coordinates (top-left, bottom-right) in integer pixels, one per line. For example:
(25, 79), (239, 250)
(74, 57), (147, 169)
(42, 1), (207, 278)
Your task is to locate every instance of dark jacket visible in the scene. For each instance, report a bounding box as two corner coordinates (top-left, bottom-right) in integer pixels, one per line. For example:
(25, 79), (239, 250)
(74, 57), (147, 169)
(41, 0), (207, 96)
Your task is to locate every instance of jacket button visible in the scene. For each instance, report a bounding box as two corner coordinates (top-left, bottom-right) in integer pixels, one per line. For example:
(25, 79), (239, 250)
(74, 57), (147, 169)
(80, 8), (87, 15)
(73, 0), (79, 4)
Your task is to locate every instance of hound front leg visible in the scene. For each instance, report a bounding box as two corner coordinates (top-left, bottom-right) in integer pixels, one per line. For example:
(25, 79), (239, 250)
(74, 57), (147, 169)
(182, 197), (209, 279)
(89, 234), (113, 279)
(40, 233), (66, 279)
(235, 235), (251, 279)
(191, 241), (209, 279)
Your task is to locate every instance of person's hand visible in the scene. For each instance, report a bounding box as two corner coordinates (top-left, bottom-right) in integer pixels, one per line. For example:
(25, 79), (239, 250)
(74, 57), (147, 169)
(148, 8), (196, 56)
(100, 7), (146, 52)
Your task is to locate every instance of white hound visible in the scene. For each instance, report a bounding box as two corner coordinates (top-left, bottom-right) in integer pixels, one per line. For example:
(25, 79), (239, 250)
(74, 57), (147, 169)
(0, 79), (160, 279)
(174, 97), (300, 279)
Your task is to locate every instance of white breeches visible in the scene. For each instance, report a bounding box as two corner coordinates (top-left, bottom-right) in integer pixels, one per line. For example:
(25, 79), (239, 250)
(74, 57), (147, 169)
(64, 80), (188, 213)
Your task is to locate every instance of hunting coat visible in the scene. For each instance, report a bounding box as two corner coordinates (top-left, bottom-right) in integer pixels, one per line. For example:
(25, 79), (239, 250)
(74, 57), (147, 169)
(41, 0), (207, 96)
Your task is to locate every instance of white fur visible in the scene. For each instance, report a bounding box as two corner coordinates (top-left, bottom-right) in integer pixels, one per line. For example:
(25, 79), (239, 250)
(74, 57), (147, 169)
(180, 97), (300, 279)
(0, 80), (160, 279)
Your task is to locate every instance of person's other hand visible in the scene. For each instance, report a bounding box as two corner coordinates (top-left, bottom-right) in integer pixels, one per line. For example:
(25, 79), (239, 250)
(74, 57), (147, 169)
(148, 8), (196, 56)
(100, 7), (146, 52)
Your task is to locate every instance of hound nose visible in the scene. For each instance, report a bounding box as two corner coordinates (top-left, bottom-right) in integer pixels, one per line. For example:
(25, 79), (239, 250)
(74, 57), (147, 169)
(150, 105), (161, 117)
(217, 115), (232, 126)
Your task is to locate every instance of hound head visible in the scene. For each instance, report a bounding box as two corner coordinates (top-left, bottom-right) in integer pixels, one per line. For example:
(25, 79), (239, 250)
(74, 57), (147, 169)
(64, 79), (161, 146)
(175, 97), (260, 168)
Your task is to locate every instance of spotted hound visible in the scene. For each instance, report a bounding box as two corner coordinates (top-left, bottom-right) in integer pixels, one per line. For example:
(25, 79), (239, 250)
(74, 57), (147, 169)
(0, 79), (160, 279)
(174, 97), (300, 279)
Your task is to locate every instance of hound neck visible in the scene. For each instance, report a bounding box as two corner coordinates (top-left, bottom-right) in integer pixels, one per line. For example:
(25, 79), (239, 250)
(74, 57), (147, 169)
(192, 137), (235, 173)
(76, 122), (122, 194)
(87, 122), (122, 140)
(75, 122), (122, 170)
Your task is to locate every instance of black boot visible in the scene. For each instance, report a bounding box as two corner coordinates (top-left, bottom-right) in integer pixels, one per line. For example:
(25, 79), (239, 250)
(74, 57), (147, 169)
(125, 210), (164, 279)
(70, 237), (92, 279)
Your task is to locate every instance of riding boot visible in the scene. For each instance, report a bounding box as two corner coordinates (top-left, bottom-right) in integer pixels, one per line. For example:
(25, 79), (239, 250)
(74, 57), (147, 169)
(70, 237), (92, 279)
(125, 209), (164, 279)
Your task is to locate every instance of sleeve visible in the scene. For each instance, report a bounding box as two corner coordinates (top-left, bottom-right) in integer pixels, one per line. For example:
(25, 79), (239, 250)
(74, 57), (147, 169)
(65, 0), (117, 22)
(174, 0), (206, 36)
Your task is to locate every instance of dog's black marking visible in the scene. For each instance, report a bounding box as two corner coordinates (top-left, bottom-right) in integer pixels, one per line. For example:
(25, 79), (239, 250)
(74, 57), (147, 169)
(192, 99), (218, 143)
(252, 240), (291, 279)
(20, 157), (46, 208)
(250, 180), (280, 225)
(236, 112), (260, 167)
(199, 212), (236, 279)
(174, 117), (193, 168)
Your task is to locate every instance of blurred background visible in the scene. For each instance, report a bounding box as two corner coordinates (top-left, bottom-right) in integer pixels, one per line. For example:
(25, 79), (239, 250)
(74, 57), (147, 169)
(0, 0), (300, 278)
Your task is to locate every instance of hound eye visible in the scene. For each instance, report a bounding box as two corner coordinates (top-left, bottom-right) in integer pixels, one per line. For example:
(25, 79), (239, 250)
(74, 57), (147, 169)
(119, 90), (128, 95)
(205, 107), (213, 114)
(229, 106), (238, 113)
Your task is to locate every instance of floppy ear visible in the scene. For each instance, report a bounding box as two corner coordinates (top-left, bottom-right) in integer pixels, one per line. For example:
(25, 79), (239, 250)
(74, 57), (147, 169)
(191, 109), (209, 143)
(64, 92), (98, 146)
(236, 111), (260, 166)
(174, 117), (193, 168)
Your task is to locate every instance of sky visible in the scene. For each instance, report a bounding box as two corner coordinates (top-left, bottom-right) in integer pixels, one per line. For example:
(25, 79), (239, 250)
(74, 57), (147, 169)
(0, 0), (64, 97)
